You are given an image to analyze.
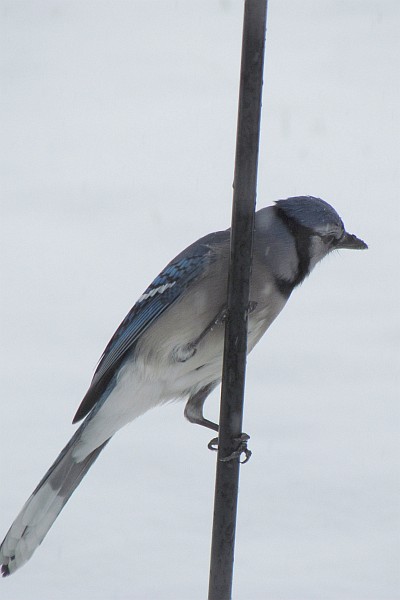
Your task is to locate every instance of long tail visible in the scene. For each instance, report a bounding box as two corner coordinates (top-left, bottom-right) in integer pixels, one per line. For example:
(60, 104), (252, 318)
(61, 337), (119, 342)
(0, 424), (109, 576)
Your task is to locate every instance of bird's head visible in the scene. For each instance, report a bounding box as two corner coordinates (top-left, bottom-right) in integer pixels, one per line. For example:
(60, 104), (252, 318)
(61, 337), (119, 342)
(265, 196), (368, 295)
(275, 195), (367, 272)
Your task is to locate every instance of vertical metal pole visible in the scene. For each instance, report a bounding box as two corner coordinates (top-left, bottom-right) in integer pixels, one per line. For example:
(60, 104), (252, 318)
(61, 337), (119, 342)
(208, 1), (268, 599)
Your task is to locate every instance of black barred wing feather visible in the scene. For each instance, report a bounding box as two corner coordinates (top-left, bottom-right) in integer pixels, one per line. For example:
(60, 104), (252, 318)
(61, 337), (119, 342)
(72, 237), (221, 423)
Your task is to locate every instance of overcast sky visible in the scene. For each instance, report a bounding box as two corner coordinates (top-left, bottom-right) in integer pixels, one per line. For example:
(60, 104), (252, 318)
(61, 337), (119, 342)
(1, 1), (399, 599)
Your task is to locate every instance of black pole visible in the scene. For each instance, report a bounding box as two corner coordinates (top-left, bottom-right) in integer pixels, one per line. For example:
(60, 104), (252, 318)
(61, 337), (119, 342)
(208, 2), (268, 599)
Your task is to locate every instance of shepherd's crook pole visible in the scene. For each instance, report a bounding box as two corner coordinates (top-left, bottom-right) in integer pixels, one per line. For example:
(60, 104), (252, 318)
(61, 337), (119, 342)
(208, 1), (268, 599)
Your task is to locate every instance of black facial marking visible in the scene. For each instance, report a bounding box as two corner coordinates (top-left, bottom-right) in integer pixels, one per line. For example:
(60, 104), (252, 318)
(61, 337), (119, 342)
(273, 276), (294, 299)
(274, 206), (312, 289)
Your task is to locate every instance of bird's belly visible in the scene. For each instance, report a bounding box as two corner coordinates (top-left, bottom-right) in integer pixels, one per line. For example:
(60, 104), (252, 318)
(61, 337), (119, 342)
(156, 300), (285, 398)
(136, 285), (287, 397)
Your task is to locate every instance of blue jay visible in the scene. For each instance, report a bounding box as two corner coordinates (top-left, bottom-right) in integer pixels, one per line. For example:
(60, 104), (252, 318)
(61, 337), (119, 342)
(0, 196), (367, 576)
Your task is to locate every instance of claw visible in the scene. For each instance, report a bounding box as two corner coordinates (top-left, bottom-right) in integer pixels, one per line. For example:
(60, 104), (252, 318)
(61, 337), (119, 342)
(208, 437), (219, 452)
(207, 433), (252, 463)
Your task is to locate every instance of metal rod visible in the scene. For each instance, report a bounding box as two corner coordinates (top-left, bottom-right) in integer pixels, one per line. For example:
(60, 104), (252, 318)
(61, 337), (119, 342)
(208, 1), (268, 599)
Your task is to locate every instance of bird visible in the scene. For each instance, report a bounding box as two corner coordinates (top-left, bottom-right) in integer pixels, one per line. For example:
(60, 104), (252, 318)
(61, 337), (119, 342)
(0, 195), (367, 576)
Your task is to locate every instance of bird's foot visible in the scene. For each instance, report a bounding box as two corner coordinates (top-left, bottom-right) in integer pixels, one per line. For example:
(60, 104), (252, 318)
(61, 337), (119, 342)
(208, 433), (252, 464)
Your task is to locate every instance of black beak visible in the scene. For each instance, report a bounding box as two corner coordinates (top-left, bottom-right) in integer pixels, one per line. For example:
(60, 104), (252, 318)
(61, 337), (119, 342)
(337, 231), (368, 250)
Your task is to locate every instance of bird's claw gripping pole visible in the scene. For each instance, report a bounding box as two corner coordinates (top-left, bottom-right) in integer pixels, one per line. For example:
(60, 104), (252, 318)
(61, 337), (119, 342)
(208, 434), (252, 464)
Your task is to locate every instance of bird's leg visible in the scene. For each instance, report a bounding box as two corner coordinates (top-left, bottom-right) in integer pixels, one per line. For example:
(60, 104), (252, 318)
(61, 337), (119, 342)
(184, 383), (219, 432)
(173, 305), (227, 363)
(184, 301), (256, 460)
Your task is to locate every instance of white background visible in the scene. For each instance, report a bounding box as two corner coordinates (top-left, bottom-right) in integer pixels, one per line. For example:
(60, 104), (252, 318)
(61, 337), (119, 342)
(1, 1), (399, 598)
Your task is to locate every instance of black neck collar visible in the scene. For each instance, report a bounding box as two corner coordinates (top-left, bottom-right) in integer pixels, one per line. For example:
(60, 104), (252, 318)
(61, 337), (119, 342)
(274, 206), (312, 296)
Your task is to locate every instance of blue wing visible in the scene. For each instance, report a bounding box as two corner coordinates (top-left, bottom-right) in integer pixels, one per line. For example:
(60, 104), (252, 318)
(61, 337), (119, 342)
(72, 232), (226, 423)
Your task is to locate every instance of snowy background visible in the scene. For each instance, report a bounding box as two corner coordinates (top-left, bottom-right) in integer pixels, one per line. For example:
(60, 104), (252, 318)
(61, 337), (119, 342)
(1, 1), (399, 599)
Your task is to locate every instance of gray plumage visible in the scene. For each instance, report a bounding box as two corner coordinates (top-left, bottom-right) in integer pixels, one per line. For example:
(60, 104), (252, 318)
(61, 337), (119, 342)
(0, 196), (367, 576)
